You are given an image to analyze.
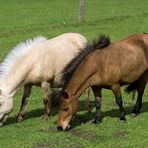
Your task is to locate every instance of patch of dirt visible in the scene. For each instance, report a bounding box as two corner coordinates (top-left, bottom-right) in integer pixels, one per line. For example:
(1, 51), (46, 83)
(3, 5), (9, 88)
(34, 137), (83, 148)
(70, 128), (103, 141)
(34, 142), (51, 148)
(39, 127), (57, 133)
(112, 131), (129, 138)
(53, 139), (83, 148)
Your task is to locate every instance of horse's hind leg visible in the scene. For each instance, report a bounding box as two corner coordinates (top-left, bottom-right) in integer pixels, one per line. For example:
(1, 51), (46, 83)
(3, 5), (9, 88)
(17, 84), (32, 121)
(41, 81), (51, 120)
(91, 86), (102, 123)
(85, 88), (91, 113)
(111, 84), (126, 122)
(132, 79), (147, 116)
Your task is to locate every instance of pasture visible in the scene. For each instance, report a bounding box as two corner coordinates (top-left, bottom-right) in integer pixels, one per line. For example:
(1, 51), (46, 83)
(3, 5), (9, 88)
(0, 0), (148, 147)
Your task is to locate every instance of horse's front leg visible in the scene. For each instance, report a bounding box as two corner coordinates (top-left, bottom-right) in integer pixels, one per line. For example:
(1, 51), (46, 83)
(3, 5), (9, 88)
(17, 84), (32, 121)
(91, 86), (102, 124)
(111, 84), (126, 122)
(41, 81), (51, 120)
(84, 88), (91, 113)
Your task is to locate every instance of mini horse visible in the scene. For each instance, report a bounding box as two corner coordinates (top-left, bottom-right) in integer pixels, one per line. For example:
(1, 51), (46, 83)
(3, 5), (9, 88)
(57, 33), (148, 131)
(0, 33), (88, 125)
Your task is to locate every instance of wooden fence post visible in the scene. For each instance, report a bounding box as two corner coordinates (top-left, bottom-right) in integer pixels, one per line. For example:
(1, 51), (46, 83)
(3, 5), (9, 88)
(79, 0), (84, 24)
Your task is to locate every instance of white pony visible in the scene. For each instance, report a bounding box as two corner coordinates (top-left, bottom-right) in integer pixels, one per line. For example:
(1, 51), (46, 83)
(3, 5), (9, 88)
(0, 33), (88, 126)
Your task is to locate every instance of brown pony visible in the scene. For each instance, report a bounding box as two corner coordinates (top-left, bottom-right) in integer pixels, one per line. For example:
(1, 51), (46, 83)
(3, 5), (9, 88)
(57, 33), (148, 131)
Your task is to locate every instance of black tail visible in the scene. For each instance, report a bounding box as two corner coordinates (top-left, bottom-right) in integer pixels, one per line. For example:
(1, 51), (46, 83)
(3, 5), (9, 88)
(125, 81), (138, 100)
(125, 82), (137, 93)
(51, 90), (62, 108)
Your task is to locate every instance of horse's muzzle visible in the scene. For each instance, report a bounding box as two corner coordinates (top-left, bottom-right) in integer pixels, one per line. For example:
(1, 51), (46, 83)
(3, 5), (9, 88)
(57, 126), (63, 131)
(57, 125), (71, 131)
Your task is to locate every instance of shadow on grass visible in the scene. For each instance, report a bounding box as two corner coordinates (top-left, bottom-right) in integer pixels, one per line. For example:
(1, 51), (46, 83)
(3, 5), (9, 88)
(71, 100), (148, 129)
(4, 100), (148, 128)
(4, 108), (44, 126)
(5, 107), (59, 126)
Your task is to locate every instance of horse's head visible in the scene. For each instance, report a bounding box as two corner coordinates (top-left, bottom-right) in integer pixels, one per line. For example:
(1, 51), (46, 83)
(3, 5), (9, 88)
(0, 90), (13, 126)
(57, 91), (80, 131)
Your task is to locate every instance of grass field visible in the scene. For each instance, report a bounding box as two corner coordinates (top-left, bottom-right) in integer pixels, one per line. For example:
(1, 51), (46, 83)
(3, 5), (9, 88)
(0, 0), (148, 147)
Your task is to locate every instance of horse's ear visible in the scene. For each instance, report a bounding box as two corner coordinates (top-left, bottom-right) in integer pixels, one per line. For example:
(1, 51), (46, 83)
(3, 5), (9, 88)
(62, 91), (69, 99)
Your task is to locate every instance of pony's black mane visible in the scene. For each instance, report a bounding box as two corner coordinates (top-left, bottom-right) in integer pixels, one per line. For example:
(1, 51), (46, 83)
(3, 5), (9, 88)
(61, 35), (110, 90)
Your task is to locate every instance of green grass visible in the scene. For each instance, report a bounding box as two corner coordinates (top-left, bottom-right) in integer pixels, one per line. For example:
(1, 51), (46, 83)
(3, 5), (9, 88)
(0, 0), (148, 147)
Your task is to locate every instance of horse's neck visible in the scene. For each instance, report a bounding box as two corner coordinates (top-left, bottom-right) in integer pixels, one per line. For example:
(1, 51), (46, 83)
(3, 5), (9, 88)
(65, 63), (97, 102)
(0, 60), (31, 96)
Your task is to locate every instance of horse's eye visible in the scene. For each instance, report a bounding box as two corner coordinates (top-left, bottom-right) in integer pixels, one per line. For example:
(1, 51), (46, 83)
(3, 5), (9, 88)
(63, 107), (69, 112)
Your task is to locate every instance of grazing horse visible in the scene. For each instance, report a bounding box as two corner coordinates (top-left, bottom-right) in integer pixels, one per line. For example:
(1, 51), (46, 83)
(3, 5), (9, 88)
(57, 33), (148, 131)
(0, 33), (88, 126)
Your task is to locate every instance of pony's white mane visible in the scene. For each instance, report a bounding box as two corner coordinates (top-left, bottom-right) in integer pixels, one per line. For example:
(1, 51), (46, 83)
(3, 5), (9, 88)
(0, 36), (47, 81)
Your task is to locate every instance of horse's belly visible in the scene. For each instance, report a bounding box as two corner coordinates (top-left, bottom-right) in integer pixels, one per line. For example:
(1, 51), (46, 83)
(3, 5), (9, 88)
(26, 72), (51, 84)
(121, 67), (147, 83)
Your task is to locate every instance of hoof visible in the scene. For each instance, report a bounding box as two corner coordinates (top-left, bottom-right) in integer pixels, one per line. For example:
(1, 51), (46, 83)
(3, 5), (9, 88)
(41, 114), (50, 120)
(120, 119), (126, 123)
(81, 120), (87, 124)
(92, 119), (101, 124)
(131, 113), (137, 117)
(17, 115), (24, 122)
(86, 110), (91, 114)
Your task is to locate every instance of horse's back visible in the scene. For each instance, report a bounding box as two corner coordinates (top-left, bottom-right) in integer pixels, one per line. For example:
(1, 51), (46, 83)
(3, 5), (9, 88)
(116, 33), (148, 46)
(26, 33), (87, 85)
(46, 32), (87, 52)
(87, 33), (148, 85)
(49, 32), (87, 43)
(104, 33), (148, 83)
